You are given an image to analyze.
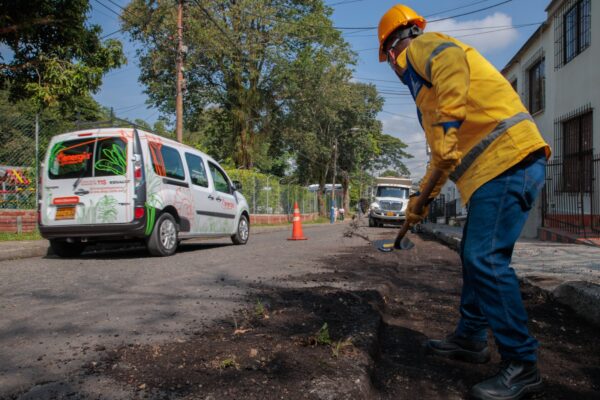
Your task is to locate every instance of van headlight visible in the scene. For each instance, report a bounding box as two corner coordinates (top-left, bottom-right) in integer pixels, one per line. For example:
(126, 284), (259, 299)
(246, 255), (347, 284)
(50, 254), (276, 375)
(370, 202), (380, 211)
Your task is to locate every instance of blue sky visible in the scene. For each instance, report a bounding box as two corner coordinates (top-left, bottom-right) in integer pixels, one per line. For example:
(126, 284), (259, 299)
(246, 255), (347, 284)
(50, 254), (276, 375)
(90, 0), (550, 177)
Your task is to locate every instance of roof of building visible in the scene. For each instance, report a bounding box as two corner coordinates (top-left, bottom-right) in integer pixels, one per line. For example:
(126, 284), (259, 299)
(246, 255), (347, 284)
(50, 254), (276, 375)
(502, 0), (557, 75)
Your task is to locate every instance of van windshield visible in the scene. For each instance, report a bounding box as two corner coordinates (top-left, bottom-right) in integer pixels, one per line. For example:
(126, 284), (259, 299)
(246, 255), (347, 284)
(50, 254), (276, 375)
(376, 186), (409, 198)
(48, 137), (127, 180)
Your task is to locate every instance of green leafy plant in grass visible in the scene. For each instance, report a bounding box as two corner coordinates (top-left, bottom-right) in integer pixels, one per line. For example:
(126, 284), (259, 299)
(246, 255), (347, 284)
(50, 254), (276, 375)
(219, 357), (239, 369)
(255, 299), (266, 318)
(331, 339), (353, 358)
(316, 322), (332, 345)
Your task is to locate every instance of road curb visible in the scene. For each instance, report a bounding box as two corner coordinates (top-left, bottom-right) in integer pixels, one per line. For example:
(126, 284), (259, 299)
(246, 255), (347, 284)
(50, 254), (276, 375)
(418, 224), (600, 327)
(0, 240), (49, 262)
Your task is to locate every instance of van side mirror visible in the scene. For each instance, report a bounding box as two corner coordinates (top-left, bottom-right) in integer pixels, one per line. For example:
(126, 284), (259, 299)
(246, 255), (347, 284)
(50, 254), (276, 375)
(232, 180), (242, 191)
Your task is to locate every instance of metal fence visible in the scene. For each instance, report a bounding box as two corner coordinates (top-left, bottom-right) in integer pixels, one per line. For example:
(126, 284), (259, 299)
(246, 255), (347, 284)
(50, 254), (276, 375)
(0, 115), (320, 216)
(1, 114), (38, 209)
(542, 155), (600, 236)
(427, 194), (446, 223)
(426, 195), (465, 225)
(225, 170), (320, 216)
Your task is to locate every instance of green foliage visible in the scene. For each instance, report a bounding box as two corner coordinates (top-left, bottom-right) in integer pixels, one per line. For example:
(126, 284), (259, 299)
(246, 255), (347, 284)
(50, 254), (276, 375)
(122, 0), (350, 170)
(380, 170), (401, 177)
(254, 300), (266, 318)
(316, 322), (332, 345)
(0, 0), (125, 107)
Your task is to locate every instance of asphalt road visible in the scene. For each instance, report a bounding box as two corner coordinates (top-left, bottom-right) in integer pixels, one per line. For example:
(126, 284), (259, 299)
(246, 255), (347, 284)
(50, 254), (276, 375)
(0, 222), (369, 398)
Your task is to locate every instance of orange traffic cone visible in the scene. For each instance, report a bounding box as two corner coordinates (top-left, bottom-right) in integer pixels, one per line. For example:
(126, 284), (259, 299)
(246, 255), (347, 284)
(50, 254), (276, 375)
(288, 202), (307, 240)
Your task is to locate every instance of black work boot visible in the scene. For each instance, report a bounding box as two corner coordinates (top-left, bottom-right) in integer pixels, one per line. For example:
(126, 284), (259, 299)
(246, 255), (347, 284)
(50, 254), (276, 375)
(426, 332), (490, 364)
(469, 360), (543, 400)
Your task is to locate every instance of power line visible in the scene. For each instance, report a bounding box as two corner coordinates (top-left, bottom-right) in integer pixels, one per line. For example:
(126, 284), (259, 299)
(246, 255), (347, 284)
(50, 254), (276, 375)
(424, 0), (495, 18)
(428, 0), (513, 23)
(352, 21), (542, 52)
(91, 0), (120, 17)
(326, 0), (367, 6)
(380, 110), (417, 120)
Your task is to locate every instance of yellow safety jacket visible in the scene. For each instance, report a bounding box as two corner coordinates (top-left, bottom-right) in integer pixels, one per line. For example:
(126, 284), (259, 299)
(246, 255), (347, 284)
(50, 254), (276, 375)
(395, 32), (550, 203)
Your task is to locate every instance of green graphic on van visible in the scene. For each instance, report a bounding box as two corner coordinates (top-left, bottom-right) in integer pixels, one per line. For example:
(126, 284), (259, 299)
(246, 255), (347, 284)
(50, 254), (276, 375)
(95, 144), (127, 175)
(144, 165), (163, 236)
(145, 203), (156, 236)
(97, 195), (118, 223)
(48, 142), (67, 175)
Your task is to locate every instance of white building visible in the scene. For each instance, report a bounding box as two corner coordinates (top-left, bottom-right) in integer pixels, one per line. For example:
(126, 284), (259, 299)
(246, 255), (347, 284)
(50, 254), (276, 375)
(502, 0), (598, 239)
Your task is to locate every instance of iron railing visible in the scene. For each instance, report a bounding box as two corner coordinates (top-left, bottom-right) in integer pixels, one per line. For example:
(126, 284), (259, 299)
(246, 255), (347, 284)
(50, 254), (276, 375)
(542, 154), (600, 236)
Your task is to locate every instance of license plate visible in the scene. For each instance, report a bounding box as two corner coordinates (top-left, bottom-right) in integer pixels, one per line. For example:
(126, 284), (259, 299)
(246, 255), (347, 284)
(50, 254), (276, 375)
(55, 206), (76, 220)
(386, 211), (395, 217)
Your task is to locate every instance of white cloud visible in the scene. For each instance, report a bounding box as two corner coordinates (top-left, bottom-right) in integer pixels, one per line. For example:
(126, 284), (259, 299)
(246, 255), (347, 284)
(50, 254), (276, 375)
(427, 12), (519, 54)
(381, 114), (429, 180)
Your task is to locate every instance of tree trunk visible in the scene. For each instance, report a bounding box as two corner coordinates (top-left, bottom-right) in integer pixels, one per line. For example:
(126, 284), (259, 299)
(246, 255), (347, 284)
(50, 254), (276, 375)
(341, 170), (350, 215)
(317, 176), (328, 217)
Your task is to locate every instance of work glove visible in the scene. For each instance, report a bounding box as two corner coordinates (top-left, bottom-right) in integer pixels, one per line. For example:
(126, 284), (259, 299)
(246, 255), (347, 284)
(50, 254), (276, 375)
(405, 193), (430, 226)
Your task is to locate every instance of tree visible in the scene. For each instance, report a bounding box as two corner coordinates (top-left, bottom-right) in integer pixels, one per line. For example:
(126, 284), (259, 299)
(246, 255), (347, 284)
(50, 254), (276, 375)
(380, 170), (401, 177)
(0, 0), (125, 108)
(122, 0), (345, 170)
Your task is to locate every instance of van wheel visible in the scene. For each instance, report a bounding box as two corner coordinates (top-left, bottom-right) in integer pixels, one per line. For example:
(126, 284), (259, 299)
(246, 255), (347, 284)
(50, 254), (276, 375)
(369, 217), (375, 227)
(50, 239), (86, 258)
(231, 214), (249, 245)
(147, 213), (178, 256)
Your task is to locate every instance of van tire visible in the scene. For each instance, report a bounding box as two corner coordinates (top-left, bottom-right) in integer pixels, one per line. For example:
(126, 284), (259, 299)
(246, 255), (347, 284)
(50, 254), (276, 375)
(369, 217), (375, 227)
(50, 239), (86, 258)
(147, 213), (178, 256)
(231, 214), (249, 245)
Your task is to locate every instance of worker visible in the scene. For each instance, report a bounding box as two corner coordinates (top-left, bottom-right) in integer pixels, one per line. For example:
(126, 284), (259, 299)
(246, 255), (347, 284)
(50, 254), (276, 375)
(378, 5), (550, 400)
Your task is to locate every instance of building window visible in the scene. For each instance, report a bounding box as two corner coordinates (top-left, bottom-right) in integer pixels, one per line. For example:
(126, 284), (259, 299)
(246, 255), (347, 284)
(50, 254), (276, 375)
(562, 111), (593, 192)
(555, 0), (591, 68)
(528, 58), (544, 114)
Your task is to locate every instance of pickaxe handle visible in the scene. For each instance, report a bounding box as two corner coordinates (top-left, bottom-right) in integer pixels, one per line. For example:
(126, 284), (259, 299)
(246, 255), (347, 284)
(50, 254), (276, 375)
(393, 169), (444, 249)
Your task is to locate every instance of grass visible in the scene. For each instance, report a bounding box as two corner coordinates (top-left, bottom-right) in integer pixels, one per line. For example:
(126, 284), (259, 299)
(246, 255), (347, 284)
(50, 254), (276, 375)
(0, 231), (42, 242)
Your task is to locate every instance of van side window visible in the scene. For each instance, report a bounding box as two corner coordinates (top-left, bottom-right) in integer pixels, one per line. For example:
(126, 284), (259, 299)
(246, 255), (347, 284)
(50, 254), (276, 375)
(185, 153), (209, 188)
(151, 144), (185, 180)
(95, 137), (127, 176)
(208, 162), (230, 193)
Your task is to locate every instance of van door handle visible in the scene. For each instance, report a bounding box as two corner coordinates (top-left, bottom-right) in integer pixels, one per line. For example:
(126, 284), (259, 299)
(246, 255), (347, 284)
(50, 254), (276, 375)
(208, 194), (215, 200)
(74, 189), (89, 196)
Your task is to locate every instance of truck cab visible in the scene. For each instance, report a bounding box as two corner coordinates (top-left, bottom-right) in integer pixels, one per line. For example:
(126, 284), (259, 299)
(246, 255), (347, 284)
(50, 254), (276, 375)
(368, 177), (411, 227)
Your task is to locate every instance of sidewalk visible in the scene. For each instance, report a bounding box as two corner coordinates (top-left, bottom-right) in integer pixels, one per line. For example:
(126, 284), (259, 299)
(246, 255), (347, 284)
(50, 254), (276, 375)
(420, 222), (600, 327)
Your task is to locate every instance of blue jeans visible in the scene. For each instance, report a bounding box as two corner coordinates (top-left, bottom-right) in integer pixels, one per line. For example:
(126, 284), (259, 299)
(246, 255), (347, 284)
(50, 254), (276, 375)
(455, 151), (546, 362)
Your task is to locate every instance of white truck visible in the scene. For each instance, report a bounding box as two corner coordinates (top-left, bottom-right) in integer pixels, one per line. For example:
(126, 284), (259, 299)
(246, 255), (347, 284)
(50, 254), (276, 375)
(368, 176), (412, 227)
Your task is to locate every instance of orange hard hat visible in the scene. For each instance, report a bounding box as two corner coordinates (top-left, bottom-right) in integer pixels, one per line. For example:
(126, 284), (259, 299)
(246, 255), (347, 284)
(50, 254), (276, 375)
(378, 4), (427, 62)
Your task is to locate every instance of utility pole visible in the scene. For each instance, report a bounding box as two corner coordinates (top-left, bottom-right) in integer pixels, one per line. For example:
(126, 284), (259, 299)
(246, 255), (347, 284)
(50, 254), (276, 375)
(175, 0), (184, 142)
(330, 137), (337, 223)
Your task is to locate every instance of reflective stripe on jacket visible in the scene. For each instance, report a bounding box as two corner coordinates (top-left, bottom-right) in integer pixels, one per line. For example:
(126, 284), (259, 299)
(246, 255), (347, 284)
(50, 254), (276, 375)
(396, 32), (550, 203)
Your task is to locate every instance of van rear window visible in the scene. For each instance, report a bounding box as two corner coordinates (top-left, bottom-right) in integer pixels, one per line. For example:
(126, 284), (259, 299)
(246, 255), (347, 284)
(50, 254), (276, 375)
(48, 137), (127, 179)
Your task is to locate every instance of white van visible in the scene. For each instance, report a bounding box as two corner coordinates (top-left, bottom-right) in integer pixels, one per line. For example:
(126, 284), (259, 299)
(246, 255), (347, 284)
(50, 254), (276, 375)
(39, 127), (250, 257)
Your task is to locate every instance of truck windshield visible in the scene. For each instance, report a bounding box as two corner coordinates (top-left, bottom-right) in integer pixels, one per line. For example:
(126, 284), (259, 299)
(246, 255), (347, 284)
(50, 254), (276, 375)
(377, 186), (409, 198)
(48, 137), (127, 180)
